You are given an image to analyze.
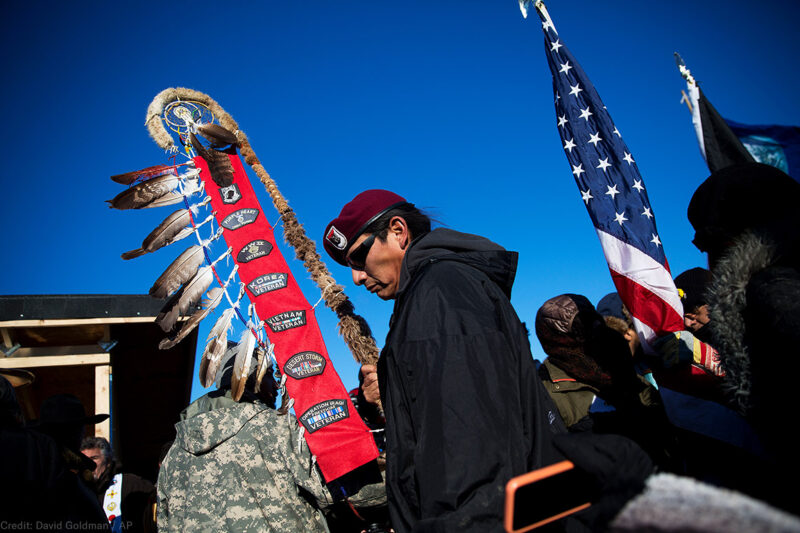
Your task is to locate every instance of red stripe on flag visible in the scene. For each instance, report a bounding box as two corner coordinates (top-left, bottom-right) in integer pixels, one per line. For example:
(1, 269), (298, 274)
(610, 270), (684, 338)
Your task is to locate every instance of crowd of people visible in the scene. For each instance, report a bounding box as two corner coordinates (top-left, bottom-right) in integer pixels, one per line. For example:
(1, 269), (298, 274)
(2, 161), (799, 532)
(317, 162), (800, 532)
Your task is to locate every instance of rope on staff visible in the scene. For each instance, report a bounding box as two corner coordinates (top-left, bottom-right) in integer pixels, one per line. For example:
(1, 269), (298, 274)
(146, 87), (381, 366)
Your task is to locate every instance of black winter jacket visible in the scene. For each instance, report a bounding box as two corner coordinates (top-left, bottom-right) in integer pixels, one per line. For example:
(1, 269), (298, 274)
(377, 229), (566, 533)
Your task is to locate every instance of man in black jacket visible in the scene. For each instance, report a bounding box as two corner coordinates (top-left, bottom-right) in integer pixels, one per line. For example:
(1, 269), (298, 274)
(323, 190), (566, 533)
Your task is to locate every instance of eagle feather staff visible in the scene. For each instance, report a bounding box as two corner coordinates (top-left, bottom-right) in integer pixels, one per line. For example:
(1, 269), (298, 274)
(145, 87), (381, 366)
(118, 87), (383, 485)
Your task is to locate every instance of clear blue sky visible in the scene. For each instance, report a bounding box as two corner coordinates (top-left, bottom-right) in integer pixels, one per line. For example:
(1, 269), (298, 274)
(2, 1), (799, 402)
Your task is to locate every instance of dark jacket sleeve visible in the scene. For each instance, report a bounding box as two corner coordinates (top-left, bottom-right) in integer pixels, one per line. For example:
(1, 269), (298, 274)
(383, 261), (560, 533)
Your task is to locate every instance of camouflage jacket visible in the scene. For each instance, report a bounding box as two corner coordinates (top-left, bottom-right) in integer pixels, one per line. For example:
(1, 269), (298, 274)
(157, 391), (385, 532)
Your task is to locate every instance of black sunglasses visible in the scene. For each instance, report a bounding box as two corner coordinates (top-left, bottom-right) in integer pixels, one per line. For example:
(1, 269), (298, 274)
(346, 234), (377, 270)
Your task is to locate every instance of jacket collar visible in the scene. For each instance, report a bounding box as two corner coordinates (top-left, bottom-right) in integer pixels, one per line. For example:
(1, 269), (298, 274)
(395, 228), (518, 300)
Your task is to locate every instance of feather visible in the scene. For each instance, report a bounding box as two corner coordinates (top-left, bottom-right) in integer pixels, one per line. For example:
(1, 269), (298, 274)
(159, 287), (224, 350)
(254, 344), (274, 393)
(155, 265), (214, 332)
(190, 133), (234, 187)
(149, 245), (205, 299)
(231, 330), (257, 401)
(106, 173), (180, 210)
(110, 164), (179, 185)
(121, 209), (193, 260)
(199, 308), (235, 388)
(197, 123), (238, 148)
(139, 191), (185, 209)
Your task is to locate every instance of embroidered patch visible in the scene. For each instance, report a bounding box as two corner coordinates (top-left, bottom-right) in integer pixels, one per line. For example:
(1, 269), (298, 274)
(326, 225), (347, 250)
(284, 351), (326, 379)
(247, 273), (288, 296)
(219, 183), (242, 205)
(221, 208), (259, 230)
(299, 399), (349, 433)
(266, 310), (306, 332)
(237, 240), (273, 263)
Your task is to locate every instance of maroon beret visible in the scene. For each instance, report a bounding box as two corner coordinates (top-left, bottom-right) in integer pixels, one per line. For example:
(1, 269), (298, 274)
(323, 189), (408, 266)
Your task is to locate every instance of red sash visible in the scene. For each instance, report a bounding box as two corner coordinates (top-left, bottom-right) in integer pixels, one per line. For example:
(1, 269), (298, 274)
(194, 153), (378, 482)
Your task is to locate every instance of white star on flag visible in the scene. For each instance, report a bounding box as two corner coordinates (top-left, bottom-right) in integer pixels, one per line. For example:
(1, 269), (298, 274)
(614, 211), (628, 225)
(605, 184), (619, 199)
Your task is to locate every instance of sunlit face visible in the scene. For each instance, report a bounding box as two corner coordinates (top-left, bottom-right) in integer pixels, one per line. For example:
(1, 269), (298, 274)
(82, 447), (108, 481)
(684, 304), (711, 333)
(347, 217), (408, 300)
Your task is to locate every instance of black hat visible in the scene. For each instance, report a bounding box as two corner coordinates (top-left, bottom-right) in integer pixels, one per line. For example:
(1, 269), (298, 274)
(674, 267), (712, 311)
(688, 162), (800, 255)
(34, 394), (109, 427)
(597, 292), (626, 321)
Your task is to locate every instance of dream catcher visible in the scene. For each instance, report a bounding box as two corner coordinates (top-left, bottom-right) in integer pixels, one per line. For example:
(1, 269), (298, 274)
(107, 87), (380, 485)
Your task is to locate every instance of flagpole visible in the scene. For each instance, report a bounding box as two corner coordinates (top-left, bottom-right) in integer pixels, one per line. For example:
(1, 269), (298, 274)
(680, 90), (693, 113)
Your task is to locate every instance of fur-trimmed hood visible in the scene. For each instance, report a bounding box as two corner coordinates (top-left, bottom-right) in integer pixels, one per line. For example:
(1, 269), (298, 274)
(707, 231), (781, 415)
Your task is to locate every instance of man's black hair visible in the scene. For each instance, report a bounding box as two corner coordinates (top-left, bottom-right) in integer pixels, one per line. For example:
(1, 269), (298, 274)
(363, 203), (432, 242)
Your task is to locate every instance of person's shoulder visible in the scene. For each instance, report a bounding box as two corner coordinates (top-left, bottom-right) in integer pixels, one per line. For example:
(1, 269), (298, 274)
(415, 256), (488, 287)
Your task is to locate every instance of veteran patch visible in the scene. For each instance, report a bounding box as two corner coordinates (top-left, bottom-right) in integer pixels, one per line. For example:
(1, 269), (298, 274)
(248, 273), (288, 296)
(219, 183), (242, 204)
(221, 208), (259, 230)
(237, 240), (274, 263)
(299, 399), (349, 433)
(266, 310), (306, 332)
(284, 351), (326, 379)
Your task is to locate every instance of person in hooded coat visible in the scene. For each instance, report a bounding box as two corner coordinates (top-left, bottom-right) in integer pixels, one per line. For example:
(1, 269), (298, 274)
(687, 161), (800, 514)
(322, 190), (566, 533)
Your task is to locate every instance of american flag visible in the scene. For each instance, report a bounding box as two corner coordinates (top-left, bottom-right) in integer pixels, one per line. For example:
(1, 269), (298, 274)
(528, 1), (684, 345)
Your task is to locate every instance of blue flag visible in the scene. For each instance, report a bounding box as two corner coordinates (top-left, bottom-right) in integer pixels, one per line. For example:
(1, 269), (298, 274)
(726, 120), (800, 183)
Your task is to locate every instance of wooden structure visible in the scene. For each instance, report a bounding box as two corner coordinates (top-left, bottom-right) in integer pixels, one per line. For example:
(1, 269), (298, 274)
(0, 294), (198, 483)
